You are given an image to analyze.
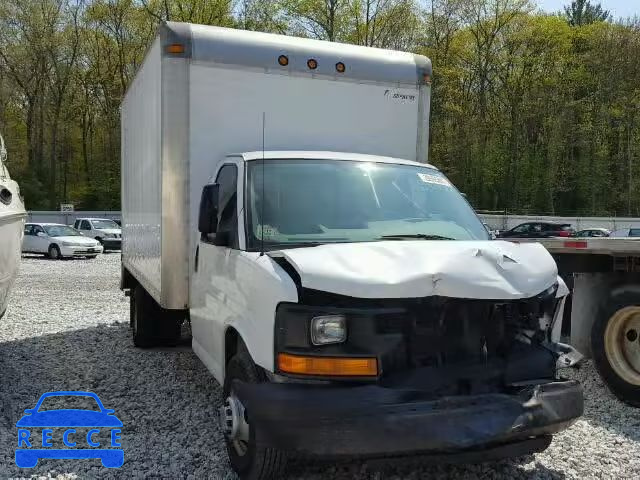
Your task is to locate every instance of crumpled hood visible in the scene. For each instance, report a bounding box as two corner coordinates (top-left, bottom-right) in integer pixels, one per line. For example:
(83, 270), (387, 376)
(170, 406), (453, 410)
(270, 240), (558, 300)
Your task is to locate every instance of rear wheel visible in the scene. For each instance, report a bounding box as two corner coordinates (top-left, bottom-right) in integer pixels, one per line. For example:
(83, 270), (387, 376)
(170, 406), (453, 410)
(222, 350), (287, 480)
(48, 244), (61, 260)
(592, 288), (640, 407)
(131, 285), (182, 348)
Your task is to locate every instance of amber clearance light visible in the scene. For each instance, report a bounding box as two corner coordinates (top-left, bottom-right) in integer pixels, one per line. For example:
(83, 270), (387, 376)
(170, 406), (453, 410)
(166, 43), (185, 54)
(278, 353), (377, 377)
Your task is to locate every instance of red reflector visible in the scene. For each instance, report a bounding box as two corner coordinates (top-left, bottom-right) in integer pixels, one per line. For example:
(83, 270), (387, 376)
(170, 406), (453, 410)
(564, 241), (587, 249)
(557, 231), (571, 237)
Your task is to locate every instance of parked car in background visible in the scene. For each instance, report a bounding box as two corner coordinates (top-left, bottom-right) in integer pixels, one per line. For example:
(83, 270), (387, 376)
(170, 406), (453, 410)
(497, 222), (574, 238)
(573, 228), (611, 237)
(73, 217), (121, 250)
(610, 227), (640, 238)
(22, 223), (103, 259)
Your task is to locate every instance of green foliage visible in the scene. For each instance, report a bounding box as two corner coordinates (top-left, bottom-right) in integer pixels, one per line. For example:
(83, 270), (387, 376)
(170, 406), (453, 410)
(0, 0), (639, 215)
(564, 0), (610, 27)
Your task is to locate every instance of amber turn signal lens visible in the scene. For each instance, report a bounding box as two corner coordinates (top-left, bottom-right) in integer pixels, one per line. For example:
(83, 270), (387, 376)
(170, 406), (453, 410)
(307, 58), (318, 70)
(278, 353), (378, 377)
(335, 62), (345, 73)
(278, 55), (289, 66)
(166, 44), (185, 54)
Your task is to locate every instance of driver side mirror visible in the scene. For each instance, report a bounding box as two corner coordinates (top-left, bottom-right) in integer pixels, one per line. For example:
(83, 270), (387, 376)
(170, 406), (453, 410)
(198, 184), (220, 235)
(36, 231), (46, 237)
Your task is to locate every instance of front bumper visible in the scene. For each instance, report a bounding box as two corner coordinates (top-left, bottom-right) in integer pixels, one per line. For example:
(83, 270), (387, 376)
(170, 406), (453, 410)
(101, 238), (121, 249)
(234, 379), (582, 458)
(60, 245), (104, 257)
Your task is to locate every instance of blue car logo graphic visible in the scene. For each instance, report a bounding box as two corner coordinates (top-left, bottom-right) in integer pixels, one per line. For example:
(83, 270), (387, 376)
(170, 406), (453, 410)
(16, 391), (123, 468)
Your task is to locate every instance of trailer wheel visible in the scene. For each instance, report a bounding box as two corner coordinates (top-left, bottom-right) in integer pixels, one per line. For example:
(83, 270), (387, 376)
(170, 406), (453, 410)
(222, 351), (287, 480)
(131, 286), (182, 348)
(592, 289), (640, 407)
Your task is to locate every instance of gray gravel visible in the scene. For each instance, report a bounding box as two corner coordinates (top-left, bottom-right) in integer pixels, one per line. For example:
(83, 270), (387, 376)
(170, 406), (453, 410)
(1, 253), (639, 479)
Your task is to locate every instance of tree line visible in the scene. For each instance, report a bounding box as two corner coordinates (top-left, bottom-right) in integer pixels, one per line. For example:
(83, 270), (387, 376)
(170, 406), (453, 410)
(0, 0), (638, 215)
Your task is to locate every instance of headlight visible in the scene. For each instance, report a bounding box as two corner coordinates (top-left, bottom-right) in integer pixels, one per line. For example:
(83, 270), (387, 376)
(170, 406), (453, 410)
(311, 315), (347, 345)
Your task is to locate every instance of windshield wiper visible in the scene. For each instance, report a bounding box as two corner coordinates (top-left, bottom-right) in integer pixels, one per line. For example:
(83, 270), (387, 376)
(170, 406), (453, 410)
(379, 234), (455, 241)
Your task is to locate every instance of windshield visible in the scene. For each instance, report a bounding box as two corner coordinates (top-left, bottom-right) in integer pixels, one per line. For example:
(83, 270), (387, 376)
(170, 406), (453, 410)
(44, 225), (82, 237)
(246, 159), (488, 249)
(91, 219), (119, 229)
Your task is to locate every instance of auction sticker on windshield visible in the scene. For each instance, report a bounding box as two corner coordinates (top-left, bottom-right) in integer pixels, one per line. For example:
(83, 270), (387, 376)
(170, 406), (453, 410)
(15, 391), (123, 468)
(417, 172), (451, 187)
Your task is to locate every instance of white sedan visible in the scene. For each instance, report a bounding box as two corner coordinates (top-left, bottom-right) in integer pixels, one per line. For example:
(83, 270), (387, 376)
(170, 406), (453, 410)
(22, 223), (103, 259)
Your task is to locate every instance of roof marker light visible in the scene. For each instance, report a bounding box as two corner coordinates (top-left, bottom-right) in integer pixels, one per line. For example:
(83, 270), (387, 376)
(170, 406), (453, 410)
(335, 62), (345, 73)
(278, 55), (289, 66)
(307, 59), (318, 70)
(166, 44), (184, 54)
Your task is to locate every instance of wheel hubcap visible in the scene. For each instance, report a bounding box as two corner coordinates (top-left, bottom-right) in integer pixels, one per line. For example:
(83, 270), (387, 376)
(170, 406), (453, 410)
(220, 393), (250, 456)
(604, 306), (640, 386)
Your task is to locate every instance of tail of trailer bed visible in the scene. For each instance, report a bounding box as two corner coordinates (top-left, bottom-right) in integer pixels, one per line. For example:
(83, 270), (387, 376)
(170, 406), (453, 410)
(514, 237), (640, 407)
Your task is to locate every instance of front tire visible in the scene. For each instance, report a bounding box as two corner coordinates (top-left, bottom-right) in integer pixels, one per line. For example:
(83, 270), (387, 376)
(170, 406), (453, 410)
(131, 285), (182, 348)
(223, 351), (287, 480)
(592, 288), (640, 407)
(48, 244), (61, 260)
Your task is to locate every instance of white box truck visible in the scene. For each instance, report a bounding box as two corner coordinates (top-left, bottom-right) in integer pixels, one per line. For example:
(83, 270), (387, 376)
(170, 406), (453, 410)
(121, 22), (583, 479)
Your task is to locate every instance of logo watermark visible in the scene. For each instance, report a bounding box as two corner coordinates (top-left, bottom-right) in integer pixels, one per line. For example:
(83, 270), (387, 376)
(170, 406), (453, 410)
(15, 391), (123, 468)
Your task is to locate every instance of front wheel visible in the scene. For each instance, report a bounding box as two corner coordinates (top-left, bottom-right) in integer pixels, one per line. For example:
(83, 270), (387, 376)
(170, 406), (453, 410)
(48, 244), (62, 260)
(592, 288), (640, 407)
(222, 352), (287, 480)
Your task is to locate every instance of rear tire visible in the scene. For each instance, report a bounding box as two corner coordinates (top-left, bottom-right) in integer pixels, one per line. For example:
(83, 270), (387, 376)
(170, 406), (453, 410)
(592, 288), (640, 407)
(48, 244), (61, 260)
(223, 350), (287, 480)
(131, 285), (182, 348)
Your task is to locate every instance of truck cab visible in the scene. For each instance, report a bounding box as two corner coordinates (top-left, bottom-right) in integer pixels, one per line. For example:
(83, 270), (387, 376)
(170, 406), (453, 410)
(120, 22), (583, 480)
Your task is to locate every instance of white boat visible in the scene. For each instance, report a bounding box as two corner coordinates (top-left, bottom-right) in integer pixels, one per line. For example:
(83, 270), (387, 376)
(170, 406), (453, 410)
(0, 133), (26, 319)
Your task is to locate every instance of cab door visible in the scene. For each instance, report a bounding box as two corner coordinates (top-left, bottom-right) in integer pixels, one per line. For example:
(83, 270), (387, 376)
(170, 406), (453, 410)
(190, 160), (244, 382)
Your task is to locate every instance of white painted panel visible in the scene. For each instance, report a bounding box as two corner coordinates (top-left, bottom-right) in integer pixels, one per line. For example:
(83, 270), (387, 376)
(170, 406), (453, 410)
(121, 39), (162, 299)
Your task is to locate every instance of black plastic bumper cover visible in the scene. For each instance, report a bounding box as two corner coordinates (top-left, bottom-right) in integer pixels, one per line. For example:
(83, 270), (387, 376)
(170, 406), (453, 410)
(233, 379), (583, 458)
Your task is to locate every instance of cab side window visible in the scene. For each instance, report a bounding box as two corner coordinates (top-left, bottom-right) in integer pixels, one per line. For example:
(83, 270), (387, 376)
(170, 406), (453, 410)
(24, 225), (34, 235)
(33, 225), (45, 235)
(215, 164), (239, 249)
(80, 220), (91, 230)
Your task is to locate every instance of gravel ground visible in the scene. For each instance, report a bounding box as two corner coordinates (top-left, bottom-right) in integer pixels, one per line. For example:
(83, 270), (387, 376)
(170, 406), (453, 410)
(1, 254), (639, 479)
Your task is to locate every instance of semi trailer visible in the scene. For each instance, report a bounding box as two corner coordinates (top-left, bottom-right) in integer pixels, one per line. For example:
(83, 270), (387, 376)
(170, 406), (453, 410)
(121, 22), (583, 479)
(514, 237), (640, 407)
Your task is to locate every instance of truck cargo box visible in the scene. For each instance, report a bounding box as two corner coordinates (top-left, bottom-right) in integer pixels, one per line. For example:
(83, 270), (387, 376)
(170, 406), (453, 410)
(121, 22), (432, 309)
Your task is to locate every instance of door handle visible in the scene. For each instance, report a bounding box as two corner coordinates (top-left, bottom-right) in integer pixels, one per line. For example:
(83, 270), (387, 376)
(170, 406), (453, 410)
(195, 245), (199, 272)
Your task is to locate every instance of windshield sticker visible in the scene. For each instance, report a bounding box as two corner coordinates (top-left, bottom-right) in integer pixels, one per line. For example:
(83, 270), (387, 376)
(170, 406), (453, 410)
(256, 224), (279, 239)
(417, 173), (451, 187)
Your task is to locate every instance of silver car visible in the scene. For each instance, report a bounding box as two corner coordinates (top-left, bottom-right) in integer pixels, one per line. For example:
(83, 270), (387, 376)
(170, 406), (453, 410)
(22, 223), (104, 259)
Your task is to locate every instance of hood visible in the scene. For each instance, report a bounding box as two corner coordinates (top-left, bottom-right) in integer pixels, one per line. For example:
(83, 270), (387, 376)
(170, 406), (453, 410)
(57, 236), (99, 245)
(270, 240), (558, 300)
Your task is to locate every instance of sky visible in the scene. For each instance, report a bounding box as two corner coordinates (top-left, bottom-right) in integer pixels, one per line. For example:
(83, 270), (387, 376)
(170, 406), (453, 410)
(538, 0), (640, 19)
